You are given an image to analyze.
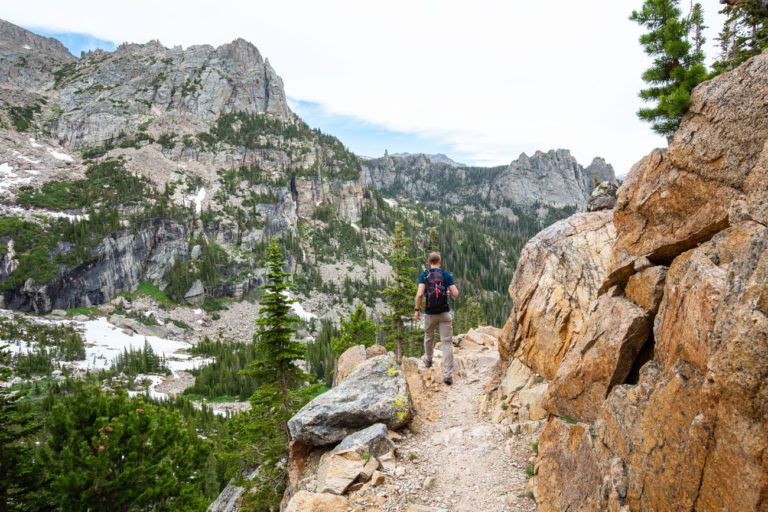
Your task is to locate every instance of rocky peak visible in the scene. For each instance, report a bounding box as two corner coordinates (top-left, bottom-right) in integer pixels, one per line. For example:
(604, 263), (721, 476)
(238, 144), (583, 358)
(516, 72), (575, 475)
(0, 18), (75, 91)
(0, 19), (72, 60)
(20, 27), (294, 148)
(364, 146), (615, 211)
(389, 152), (466, 167)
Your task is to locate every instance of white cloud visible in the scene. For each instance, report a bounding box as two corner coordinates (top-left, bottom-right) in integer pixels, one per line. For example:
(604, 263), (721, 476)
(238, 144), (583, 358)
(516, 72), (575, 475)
(4, 0), (727, 174)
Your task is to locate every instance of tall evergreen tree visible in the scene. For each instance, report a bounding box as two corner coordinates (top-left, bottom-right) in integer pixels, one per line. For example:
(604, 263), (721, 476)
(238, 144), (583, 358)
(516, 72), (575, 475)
(713, 0), (768, 73)
(630, 0), (709, 136)
(383, 223), (418, 362)
(246, 238), (306, 412)
(239, 238), (315, 510)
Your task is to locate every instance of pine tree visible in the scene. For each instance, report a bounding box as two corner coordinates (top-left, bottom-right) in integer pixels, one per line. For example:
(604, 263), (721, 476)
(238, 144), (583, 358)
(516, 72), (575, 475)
(306, 320), (337, 387)
(383, 223), (418, 362)
(245, 238), (306, 412)
(40, 384), (211, 511)
(713, 0), (768, 73)
(630, 0), (709, 136)
(239, 238), (315, 510)
(0, 345), (44, 511)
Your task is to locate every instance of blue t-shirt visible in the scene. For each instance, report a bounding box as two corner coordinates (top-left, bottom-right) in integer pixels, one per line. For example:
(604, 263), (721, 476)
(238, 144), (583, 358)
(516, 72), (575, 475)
(418, 268), (454, 314)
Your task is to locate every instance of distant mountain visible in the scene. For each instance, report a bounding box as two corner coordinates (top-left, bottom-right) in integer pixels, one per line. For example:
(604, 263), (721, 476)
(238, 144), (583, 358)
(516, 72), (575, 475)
(364, 150), (615, 210)
(389, 152), (466, 167)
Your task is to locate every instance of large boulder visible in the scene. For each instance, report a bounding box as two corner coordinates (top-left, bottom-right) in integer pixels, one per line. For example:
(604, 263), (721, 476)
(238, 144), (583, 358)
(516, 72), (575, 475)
(604, 51), (768, 289)
(330, 423), (394, 458)
(513, 52), (768, 512)
(545, 287), (651, 422)
(587, 180), (619, 212)
(288, 355), (413, 446)
(502, 210), (616, 379)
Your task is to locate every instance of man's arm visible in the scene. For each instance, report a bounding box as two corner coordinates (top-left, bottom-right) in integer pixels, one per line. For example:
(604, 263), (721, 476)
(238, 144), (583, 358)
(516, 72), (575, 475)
(414, 283), (425, 318)
(448, 284), (460, 298)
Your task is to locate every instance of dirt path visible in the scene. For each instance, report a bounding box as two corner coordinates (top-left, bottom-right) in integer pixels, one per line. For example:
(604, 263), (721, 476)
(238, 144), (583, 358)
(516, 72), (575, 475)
(367, 338), (537, 512)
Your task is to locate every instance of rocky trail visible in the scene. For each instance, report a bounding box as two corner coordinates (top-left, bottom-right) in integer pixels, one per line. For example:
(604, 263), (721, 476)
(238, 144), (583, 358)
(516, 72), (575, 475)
(304, 329), (540, 512)
(382, 337), (536, 512)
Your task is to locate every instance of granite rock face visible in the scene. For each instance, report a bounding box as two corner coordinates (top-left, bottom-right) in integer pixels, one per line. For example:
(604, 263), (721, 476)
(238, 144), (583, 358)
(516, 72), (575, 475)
(501, 210), (616, 380)
(287, 355), (413, 446)
(507, 51), (768, 512)
(3, 219), (187, 313)
(604, 50), (768, 290)
(0, 18), (74, 91)
(363, 149), (616, 212)
(51, 38), (292, 149)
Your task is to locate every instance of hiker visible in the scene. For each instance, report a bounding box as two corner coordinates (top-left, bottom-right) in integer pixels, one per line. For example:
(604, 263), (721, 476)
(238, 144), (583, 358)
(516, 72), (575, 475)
(414, 251), (459, 385)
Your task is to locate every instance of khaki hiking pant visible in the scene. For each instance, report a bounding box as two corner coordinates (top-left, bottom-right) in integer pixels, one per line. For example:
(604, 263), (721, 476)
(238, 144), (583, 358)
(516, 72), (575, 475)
(423, 312), (454, 379)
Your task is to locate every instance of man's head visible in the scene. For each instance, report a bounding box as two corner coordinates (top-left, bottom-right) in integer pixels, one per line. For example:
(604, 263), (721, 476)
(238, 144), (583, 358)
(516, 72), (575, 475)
(428, 252), (441, 266)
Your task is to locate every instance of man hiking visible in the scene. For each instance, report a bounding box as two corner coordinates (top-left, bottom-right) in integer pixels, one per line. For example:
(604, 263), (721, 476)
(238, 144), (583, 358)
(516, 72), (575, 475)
(414, 252), (460, 385)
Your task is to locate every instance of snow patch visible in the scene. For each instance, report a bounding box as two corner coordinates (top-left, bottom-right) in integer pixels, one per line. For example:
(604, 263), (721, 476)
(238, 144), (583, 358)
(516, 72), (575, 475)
(0, 205), (89, 221)
(22, 45), (31, 50)
(127, 375), (168, 401)
(0, 163), (32, 195)
(28, 138), (42, 148)
(46, 147), (74, 162)
(282, 291), (317, 321)
(76, 317), (212, 374)
(188, 187), (206, 214)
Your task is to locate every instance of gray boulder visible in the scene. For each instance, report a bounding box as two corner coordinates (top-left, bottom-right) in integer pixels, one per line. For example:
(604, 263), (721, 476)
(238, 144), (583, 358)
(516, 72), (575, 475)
(331, 423), (395, 458)
(588, 180), (619, 212)
(288, 355), (413, 446)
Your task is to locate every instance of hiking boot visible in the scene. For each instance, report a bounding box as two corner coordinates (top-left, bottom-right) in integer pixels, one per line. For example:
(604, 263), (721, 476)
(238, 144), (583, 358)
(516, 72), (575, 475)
(443, 376), (453, 385)
(424, 359), (433, 369)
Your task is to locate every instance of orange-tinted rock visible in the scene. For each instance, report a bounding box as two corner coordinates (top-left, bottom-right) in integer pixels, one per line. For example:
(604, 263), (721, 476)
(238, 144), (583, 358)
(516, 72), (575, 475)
(591, 224), (768, 511)
(605, 52), (768, 289)
(507, 211), (615, 380)
(545, 288), (651, 422)
(334, 345), (368, 386)
(625, 265), (667, 314)
(536, 417), (601, 512)
(284, 490), (349, 512)
(696, 224), (768, 511)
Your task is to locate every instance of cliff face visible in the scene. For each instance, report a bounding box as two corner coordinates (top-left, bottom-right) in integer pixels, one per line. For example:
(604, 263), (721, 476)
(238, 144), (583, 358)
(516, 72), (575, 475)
(497, 50), (768, 511)
(363, 150), (616, 211)
(50, 38), (292, 149)
(0, 19), (366, 312)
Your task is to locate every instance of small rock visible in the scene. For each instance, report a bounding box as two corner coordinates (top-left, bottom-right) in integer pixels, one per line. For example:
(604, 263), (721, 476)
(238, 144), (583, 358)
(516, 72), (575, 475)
(358, 457), (380, 482)
(370, 470), (386, 486)
(332, 423), (395, 458)
(284, 490), (348, 512)
(316, 449), (367, 495)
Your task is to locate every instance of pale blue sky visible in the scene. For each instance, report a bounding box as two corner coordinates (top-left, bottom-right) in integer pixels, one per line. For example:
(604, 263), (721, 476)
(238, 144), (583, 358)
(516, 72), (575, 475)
(11, 0), (727, 174)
